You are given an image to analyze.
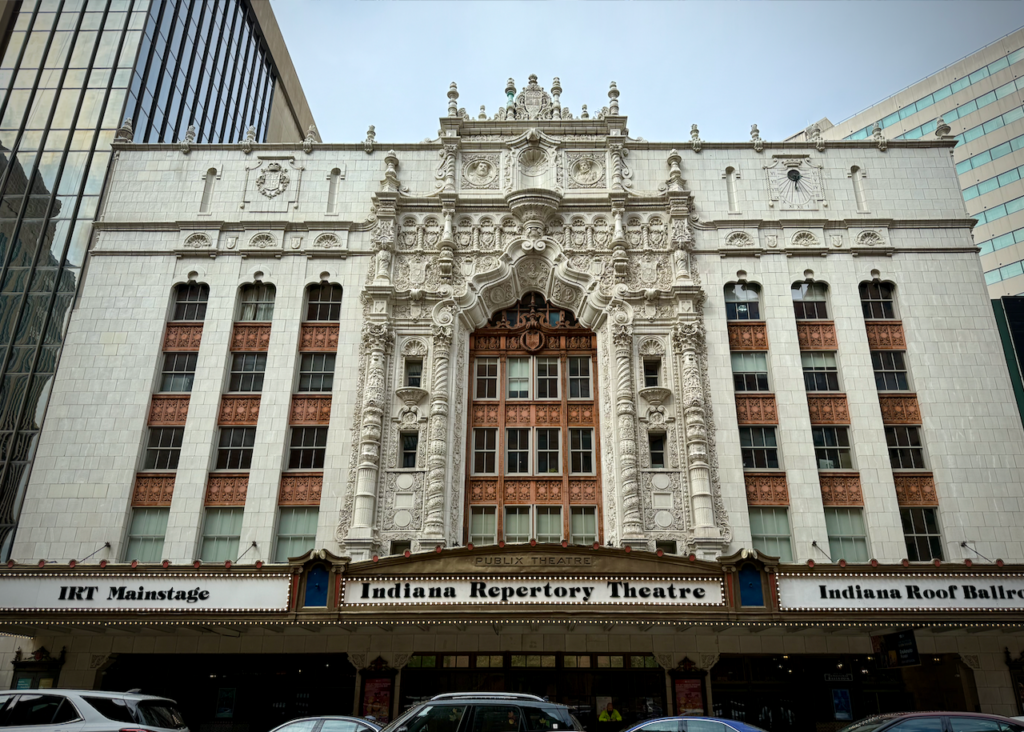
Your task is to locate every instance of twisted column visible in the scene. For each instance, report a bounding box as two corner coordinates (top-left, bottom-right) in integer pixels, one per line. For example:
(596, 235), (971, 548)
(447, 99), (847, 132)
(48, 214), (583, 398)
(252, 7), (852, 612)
(673, 321), (714, 530)
(612, 320), (643, 537)
(423, 322), (453, 537)
(350, 323), (393, 537)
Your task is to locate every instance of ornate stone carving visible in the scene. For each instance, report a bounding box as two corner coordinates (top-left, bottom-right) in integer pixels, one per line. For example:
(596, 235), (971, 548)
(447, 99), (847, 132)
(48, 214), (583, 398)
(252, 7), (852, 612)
(303, 123), (318, 155)
(765, 157), (825, 211)
(893, 473), (938, 507)
(638, 337), (666, 357)
(114, 117), (133, 143)
(690, 124), (703, 153)
(728, 323), (769, 351)
(149, 395), (189, 425)
(735, 395), (778, 425)
(807, 394), (850, 425)
(608, 142), (632, 190)
(178, 125), (195, 155)
(872, 122), (887, 152)
(856, 230), (885, 247)
(231, 323), (271, 351)
(566, 153), (605, 188)
(750, 124), (763, 153)
(290, 395), (332, 425)
(819, 472), (863, 506)
(248, 232), (276, 249)
(791, 230), (819, 247)
(865, 321), (906, 349)
(256, 162), (290, 198)
(240, 125), (256, 154)
(725, 232), (754, 248)
(205, 474), (249, 506)
(423, 315), (454, 539)
(364, 125), (375, 154)
(163, 323), (203, 351)
(300, 323), (339, 352)
(462, 155), (499, 189)
(280, 473), (324, 506)
(183, 233), (211, 249)
(219, 395), (261, 425)
(744, 473), (789, 506)
(879, 394), (922, 424)
(132, 474), (175, 507)
(796, 322), (838, 350)
(314, 233), (340, 249)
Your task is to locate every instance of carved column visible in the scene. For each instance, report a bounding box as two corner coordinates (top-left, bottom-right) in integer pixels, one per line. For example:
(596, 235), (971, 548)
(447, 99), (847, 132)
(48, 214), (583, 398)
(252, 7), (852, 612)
(610, 310), (643, 538)
(423, 309), (455, 540)
(348, 323), (394, 548)
(673, 322), (715, 532)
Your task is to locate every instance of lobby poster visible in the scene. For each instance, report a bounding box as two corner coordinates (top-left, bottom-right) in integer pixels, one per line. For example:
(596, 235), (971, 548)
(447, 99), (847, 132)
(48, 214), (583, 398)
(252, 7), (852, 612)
(871, 630), (920, 668)
(674, 678), (704, 715)
(362, 677), (392, 723)
(832, 689), (852, 721)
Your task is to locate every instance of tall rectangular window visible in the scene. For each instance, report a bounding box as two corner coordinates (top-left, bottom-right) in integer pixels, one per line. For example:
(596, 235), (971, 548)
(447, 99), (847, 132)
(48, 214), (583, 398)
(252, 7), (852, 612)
(643, 360), (661, 388)
(886, 426), (926, 469)
(812, 427), (853, 470)
(740, 427), (779, 469)
(535, 506), (562, 543)
(570, 507), (597, 545)
(228, 352), (266, 392)
(143, 427), (183, 470)
(216, 427), (256, 470)
(475, 358), (498, 399)
(404, 359), (423, 388)
(536, 428), (560, 474)
(298, 353), (336, 392)
(473, 429), (497, 474)
(801, 352), (840, 392)
(469, 506), (496, 546)
(901, 507), (943, 561)
(872, 351), (909, 391)
(504, 506), (531, 543)
(401, 433), (419, 469)
(160, 352), (197, 392)
(569, 428), (594, 474)
(825, 508), (869, 563)
(173, 283), (209, 321)
(749, 507), (793, 562)
(201, 507), (243, 562)
(274, 507), (318, 563)
(124, 508), (169, 562)
(568, 357), (591, 398)
(731, 353), (770, 392)
(536, 357), (559, 398)
(649, 434), (666, 469)
(507, 357), (530, 399)
(289, 427), (328, 470)
(506, 429), (530, 473)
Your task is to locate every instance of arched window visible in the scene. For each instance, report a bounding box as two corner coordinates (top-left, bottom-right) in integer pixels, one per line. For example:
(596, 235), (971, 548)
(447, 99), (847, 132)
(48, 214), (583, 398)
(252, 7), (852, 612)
(724, 283), (761, 321)
(238, 283), (276, 321)
(173, 283), (209, 321)
(859, 281), (897, 320)
(304, 283), (343, 322)
(200, 168), (217, 213)
(791, 282), (829, 320)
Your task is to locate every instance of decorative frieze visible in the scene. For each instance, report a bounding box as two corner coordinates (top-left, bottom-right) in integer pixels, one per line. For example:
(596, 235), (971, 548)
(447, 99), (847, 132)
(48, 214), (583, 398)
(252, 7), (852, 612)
(728, 323), (769, 351)
(299, 323), (340, 352)
(279, 473), (324, 506)
(894, 472), (938, 507)
(735, 394), (778, 425)
(163, 323), (203, 351)
(807, 394), (850, 425)
(819, 472), (864, 506)
(132, 474), (175, 507)
(148, 395), (190, 425)
(796, 322), (838, 350)
(205, 474), (249, 506)
(231, 322), (271, 351)
(865, 321), (906, 350)
(744, 473), (789, 506)
(219, 395), (261, 425)
(879, 394), (922, 424)
(290, 395), (332, 425)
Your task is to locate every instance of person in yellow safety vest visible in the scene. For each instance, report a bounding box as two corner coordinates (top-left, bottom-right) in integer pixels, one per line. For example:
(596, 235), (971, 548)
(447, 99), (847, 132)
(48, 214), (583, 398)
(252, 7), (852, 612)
(598, 703), (622, 723)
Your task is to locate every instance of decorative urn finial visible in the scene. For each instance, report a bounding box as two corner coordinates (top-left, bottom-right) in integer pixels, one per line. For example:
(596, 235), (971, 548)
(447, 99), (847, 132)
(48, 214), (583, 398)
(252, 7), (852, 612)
(447, 82), (459, 117)
(608, 81), (620, 115)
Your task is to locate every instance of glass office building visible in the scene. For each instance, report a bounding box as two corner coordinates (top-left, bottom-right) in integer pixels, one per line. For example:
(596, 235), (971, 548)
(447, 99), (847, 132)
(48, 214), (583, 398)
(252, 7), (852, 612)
(0, 0), (315, 556)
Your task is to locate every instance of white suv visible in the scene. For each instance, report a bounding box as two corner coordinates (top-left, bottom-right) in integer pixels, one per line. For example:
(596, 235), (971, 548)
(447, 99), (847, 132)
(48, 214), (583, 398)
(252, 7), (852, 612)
(0, 690), (188, 732)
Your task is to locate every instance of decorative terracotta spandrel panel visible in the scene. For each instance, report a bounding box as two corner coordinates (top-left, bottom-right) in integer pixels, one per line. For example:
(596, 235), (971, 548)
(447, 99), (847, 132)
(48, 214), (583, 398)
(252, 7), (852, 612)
(744, 473), (789, 506)
(163, 323), (203, 351)
(505, 404), (531, 425)
(219, 395), (261, 425)
(290, 395), (332, 425)
(132, 474), (175, 506)
(149, 395), (190, 425)
(865, 321), (906, 350)
(819, 472), (863, 506)
(735, 394), (778, 425)
(568, 480), (598, 503)
(472, 404), (500, 425)
(728, 323), (769, 351)
(879, 394), (922, 424)
(567, 404), (595, 424)
(797, 322), (838, 350)
(894, 473), (938, 507)
(469, 480), (499, 503)
(279, 473), (324, 505)
(535, 480), (562, 503)
(535, 405), (561, 424)
(504, 481), (532, 502)
(205, 474), (249, 506)
(807, 394), (850, 424)
(231, 322), (271, 351)
(299, 323), (340, 352)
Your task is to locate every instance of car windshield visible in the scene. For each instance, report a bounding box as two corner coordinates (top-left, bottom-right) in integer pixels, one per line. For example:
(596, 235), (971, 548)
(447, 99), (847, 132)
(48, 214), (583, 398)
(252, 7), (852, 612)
(132, 700), (188, 730)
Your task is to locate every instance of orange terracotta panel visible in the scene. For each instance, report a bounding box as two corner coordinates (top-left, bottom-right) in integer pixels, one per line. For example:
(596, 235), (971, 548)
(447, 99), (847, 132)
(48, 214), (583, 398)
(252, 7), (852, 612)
(231, 322), (271, 351)
(807, 394), (850, 425)
(535, 405), (561, 425)
(205, 473), (249, 506)
(567, 404), (595, 424)
(894, 473), (938, 507)
(865, 321), (907, 350)
(728, 322), (769, 351)
(797, 322), (838, 350)
(568, 480), (599, 503)
(535, 480), (562, 503)
(219, 395), (261, 425)
(735, 394), (778, 425)
(163, 323), (203, 351)
(279, 473), (324, 506)
(819, 472), (863, 506)
(132, 474), (175, 506)
(469, 480), (499, 503)
(290, 395), (332, 425)
(504, 480), (532, 503)
(744, 473), (789, 506)
(148, 395), (190, 425)
(299, 323), (339, 352)
(472, 404), (500, 425)
(879, 394), (922, 424)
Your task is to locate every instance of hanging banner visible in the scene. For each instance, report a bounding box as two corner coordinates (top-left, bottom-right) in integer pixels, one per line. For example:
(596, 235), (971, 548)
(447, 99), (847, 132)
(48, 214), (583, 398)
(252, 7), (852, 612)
(778, 573), (1024, 611)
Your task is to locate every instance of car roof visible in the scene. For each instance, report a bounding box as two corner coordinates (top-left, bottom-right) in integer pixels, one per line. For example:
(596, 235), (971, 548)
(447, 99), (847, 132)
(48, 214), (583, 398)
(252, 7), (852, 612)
(0, 689), (176, 703)
(420, 699), (569, 709)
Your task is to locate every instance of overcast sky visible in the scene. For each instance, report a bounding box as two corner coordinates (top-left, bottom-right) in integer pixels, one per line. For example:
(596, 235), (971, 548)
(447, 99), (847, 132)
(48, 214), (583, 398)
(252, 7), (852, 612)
(270, 1), (1024, 144)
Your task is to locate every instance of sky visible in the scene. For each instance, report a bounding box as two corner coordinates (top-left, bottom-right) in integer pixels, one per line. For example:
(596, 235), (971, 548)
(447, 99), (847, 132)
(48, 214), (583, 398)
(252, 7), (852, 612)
(270, 1), (1024, 145)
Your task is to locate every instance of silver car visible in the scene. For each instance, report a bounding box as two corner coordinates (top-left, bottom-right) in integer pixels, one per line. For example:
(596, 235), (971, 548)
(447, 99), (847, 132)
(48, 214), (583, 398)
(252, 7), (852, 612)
(0, 689), (188, 732)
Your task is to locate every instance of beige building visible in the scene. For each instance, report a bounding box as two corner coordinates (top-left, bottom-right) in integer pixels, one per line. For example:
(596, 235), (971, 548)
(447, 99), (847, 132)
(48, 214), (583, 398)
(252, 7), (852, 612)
(788, 28), (1024, 297)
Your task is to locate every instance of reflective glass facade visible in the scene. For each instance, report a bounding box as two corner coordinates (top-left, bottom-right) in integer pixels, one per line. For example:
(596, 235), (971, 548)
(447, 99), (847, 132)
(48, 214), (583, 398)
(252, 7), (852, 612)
(0, 0), (282, 556)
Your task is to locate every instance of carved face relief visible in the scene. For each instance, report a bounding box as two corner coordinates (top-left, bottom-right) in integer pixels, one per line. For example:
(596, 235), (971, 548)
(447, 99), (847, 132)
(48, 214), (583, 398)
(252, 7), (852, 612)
(462, 157), (499, 188)
(568, 155), (605, 187)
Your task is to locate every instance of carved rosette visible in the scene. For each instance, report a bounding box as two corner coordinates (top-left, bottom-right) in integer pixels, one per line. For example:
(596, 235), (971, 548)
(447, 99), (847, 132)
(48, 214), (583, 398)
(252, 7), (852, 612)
(672, 321), (716, 532)
(231, 323), (271, 351)
(132, 474), (175, 507)
(299, 323), (340, 352)
(865, 321), (906, 350)
(893, 473), (938, 506)
(279, 473), (324, 505)
(205, 474), (249, 506)
(818, 472), (863, 506)
(149, 395), (190, 425)
(424, 320), (454, 538)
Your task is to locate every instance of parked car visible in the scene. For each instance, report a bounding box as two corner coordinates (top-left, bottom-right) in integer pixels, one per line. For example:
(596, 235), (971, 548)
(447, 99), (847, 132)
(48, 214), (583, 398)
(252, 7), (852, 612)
(380, 693), (576, 732)
(0, 689), (188, 732)
(837, 713), (1024, 732)
(619, 718), (768, 732)
(270, 716), (382, 732)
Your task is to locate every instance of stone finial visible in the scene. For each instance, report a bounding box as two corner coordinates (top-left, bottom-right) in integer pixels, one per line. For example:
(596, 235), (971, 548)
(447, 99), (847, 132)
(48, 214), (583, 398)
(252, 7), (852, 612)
(381, 149), (402, 193)
(872, 121), (887, 152)
(608, 81), (620, 115)
(478, 106), (487, 120)
(808, 124), (824, 152)
(364, 125), (375, 155)
(240, 124), (257, 154)
(665, 149), (684, 192)
(302, 123), (318, 154)
(580, 104), (589, 119)
(505, 78), (516, 105)
(447, 82), (459, 117)
(750, 123), (763, 153)
(551, 77), (562, 120)
(935, 116), (951, 137)
(114, 117), (133, 142)
(690, 124), (702, 153)
(179, 125), (196, 155)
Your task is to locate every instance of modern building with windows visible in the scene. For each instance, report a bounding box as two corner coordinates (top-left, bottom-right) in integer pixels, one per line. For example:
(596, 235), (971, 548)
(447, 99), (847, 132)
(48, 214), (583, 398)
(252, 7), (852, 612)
(0, 0), (316, 556)
(788, 27), (1024, 299)
(2, 76), (1024, 731)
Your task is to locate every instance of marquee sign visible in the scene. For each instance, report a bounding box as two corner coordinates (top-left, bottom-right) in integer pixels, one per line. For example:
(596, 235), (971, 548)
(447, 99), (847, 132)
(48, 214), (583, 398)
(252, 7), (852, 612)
(343, 576), (724, 606)
(778, 573), (1024, 611)
(0, 574), (292, 612)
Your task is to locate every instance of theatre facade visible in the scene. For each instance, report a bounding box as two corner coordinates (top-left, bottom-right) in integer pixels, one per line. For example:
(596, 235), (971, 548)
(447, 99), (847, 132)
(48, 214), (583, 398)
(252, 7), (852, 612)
(2, 76), (1024, 730)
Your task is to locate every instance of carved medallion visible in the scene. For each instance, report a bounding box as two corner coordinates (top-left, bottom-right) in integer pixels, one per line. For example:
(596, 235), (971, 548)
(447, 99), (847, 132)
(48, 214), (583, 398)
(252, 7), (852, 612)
(462, 156), (499, 189)
(523, 330), (544, 352)
(248, 232), (276, 249)
(183, 233), (211, 248)
(314, 233), (339, 249)
(255, 162), (290, 198)
(567, 154), (605, 188)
